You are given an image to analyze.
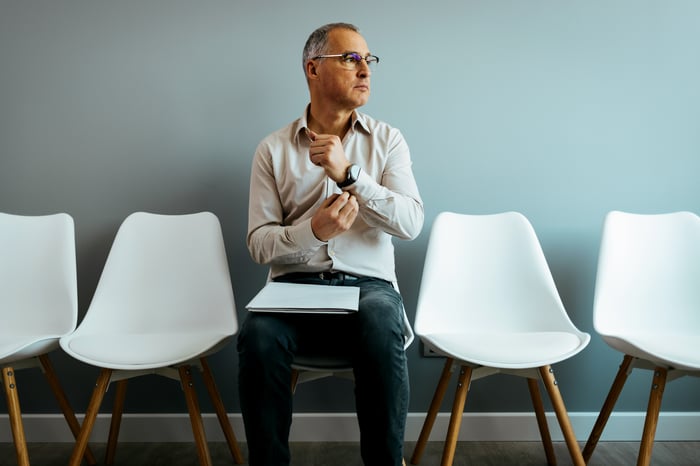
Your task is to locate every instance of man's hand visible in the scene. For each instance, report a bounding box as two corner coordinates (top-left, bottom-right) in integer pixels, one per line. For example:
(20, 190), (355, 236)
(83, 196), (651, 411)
(307, 129), (350, 183)
(311, 192), (358, 241)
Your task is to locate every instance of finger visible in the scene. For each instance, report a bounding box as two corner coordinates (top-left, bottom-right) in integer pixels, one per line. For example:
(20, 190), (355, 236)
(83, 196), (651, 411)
(309, 148), (325, 166)
(343, 195), (358, 213)
(332, 191), (350, 204)
(327, 192), (350, 210)
(310, 133), (338, 146)
(309, 138), (329, 166)
(309, 141), (329, 154)
(337, 194), (357, 213)
(306, 129), (317, 141)
(322, 193), (341, 207)
(339, 197), (359, 221)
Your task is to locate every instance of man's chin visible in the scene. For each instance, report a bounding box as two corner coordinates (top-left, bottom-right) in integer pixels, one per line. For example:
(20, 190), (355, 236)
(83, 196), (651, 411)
(355, 95), (370, 108)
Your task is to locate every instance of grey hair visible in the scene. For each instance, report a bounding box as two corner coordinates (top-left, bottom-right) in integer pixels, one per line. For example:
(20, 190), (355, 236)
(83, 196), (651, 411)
(302, 22), (360, 72)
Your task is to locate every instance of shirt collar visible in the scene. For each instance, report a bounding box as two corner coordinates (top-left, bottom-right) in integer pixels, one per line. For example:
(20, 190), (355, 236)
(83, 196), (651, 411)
(294, 104), (370, 143)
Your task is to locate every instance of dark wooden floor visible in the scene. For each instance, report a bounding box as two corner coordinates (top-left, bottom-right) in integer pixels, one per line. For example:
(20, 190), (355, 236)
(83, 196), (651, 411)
(1, 441), (698, 465)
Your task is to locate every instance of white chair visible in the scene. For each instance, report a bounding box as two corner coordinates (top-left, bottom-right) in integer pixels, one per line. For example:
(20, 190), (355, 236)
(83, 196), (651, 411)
(0, 212), (96, 466)
(582, 210), (700, 466)
(410, 212), (590, 466)
(60, 212), (243, 466)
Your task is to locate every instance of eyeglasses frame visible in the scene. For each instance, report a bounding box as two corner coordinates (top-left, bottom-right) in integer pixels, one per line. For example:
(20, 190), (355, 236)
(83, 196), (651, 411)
(311, 52), (380, 70)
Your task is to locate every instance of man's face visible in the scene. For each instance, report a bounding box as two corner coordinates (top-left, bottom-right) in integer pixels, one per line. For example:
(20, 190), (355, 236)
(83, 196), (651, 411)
(311, 28), (372, 111)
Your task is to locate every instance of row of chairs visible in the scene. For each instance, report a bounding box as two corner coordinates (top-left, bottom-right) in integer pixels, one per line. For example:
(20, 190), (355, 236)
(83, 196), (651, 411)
(2, 209), (699, 466)
(1, 211), (243, 466)
(408, 210), (700, 466)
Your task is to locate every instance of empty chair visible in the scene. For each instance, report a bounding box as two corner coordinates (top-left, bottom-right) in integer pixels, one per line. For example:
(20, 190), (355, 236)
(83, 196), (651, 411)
(410, 211), (590, 466)
(583, 211), (700, 466)
(60, 212), (243, 466)
(0, 212), (95, 466)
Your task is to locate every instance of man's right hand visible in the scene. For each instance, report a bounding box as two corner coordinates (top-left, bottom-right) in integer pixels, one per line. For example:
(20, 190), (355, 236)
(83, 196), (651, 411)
(311, 192), (358, 241)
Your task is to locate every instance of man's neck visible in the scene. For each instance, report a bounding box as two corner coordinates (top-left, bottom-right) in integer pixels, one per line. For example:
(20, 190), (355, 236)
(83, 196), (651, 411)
(307, 104), (354, 138)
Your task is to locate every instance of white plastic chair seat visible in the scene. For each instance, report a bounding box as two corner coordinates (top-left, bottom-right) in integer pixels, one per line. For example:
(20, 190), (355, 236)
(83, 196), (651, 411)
(62, 333), (233, 369)
(600, 334), (700, 372)
(422, 331), (587, 369)
(0, 338), (61, 365)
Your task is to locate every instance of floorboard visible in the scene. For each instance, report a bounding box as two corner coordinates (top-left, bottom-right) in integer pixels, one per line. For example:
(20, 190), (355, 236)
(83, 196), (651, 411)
(0, 441), (698, 465)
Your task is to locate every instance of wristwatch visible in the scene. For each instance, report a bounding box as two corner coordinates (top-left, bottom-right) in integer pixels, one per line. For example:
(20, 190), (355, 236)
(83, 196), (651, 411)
(337, 164), (361, 188)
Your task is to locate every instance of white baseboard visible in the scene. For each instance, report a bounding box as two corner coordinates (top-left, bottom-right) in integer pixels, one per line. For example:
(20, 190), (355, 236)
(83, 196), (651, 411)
(1, 412), (699, 443)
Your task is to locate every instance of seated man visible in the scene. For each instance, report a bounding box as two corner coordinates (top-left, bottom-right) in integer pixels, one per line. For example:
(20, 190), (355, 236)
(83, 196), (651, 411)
(237, 22), (424, 466)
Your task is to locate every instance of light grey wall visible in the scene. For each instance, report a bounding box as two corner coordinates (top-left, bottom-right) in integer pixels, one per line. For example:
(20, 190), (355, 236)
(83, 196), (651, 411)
(2, 1), (699, 416)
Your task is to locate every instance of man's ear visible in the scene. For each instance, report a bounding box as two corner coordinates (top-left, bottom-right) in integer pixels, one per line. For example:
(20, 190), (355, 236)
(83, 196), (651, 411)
(305, 60), (319, 80)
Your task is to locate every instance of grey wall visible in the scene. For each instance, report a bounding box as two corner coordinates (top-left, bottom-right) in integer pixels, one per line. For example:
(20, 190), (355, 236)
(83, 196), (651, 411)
(1, 1), (699, 417)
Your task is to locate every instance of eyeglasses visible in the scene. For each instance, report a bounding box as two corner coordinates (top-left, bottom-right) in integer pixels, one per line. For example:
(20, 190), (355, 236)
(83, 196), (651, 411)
(312, 52), (379, 70)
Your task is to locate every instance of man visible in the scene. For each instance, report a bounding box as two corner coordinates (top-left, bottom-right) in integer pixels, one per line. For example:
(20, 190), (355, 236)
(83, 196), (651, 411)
(238, 23), (423, 466)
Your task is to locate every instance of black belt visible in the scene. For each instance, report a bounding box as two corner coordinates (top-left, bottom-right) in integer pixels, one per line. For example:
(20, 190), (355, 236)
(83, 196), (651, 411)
(276, 271), (361, 282)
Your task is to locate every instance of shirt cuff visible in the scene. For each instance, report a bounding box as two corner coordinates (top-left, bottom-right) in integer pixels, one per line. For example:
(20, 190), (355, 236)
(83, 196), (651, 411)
(345, 170), (382, 202)
(288, 218), (327, 249)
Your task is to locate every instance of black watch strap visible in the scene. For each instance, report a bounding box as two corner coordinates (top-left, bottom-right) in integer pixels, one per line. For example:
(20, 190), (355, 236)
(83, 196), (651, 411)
(337, 164), (361, 188)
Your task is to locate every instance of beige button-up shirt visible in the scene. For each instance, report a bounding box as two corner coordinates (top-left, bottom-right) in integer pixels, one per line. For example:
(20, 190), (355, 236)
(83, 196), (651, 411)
(247, 107), (424, 283)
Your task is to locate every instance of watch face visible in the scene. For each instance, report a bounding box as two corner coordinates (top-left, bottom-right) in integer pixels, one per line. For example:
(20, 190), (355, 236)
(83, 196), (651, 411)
(338, 164), (361, 188)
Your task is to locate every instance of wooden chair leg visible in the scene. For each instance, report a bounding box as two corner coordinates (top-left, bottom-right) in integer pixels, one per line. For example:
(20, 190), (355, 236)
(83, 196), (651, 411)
(179, 365), (213, 466)
(69, 368), (112, 466)
(538, 365), (584, 466)
(527, 377), (556, 466)
(38, 354), (98, 466)
(105, 379), (128, 465)
(199, 358), (244, 464)
(583, 354), (634, 462)
(637, 367), (667, 466)
(440, 365), (472, 466)
(411, 357), (454, 465)
(2, 366), (30, 466)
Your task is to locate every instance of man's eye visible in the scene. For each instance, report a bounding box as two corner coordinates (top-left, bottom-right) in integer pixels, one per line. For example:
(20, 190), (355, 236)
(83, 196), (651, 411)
(343, 53), (360, 63)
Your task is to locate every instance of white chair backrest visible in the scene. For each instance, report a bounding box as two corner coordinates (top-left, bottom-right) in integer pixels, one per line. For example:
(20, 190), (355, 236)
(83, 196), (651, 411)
(414, 211), (580, 337)
(0, 212), (77, 336)
(593, 210), (700, 336)
(78, 212), (237, 335)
